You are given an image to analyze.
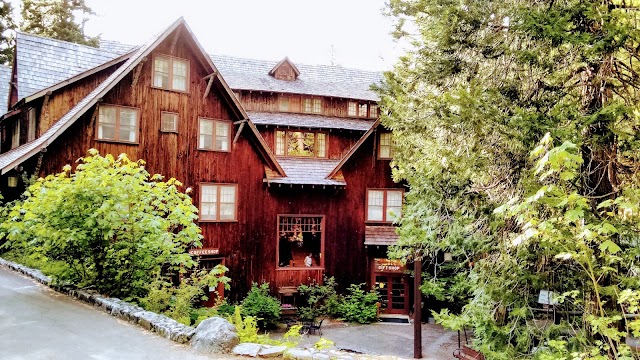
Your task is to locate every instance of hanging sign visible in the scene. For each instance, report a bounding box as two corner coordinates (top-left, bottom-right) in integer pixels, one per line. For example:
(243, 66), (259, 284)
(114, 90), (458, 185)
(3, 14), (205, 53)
(374, 258), (405, 273)
(189, 248), (220, 256)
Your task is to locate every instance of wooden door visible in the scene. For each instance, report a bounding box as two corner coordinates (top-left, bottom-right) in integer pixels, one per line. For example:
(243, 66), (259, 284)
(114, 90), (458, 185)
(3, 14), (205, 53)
(374, 274), (409, 314)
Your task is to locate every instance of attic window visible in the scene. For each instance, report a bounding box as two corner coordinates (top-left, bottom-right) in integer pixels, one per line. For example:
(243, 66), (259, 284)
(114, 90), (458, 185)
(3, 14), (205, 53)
(153, 55), (189, 92)
(303, 98), (322, 114)
(275, 129), (327, 158)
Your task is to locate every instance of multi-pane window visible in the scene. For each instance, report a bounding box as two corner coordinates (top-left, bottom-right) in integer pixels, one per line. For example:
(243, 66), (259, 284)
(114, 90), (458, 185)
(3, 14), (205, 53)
(359, 103), (368, 117)
(378, 132), (394, 159)
(348, 101), (357, 116)
(199, 118), (231, 152)
(153, 55), (189, 92)
(303, 98), (322, 114)
(97, 105), (139, 143)
(27, 108), (36, 141)
(11, 120), (19, 149)
(370, 104), (378, 118)
(313, 99), (322, 113)
(367, 189), (404, 223)
(161, 112), (178, 133)
(274, 130), (327, 158)
(200, 184), (237, 221)
(277, 215), (324, 268)
(279, 96), (290, 112)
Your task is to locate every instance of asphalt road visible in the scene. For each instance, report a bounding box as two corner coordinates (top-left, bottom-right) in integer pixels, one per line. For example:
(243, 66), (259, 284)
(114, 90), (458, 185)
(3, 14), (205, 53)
(0, 266), (233, 360)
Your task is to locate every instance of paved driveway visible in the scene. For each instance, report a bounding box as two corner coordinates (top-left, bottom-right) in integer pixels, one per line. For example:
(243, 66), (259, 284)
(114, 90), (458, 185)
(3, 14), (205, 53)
(0, 266), (232, 360)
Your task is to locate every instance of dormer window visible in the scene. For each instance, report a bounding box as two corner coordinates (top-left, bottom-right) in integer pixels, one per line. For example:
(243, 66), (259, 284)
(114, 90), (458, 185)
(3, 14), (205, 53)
(275, 130), (327, 158)
(269, 57), (300, 81)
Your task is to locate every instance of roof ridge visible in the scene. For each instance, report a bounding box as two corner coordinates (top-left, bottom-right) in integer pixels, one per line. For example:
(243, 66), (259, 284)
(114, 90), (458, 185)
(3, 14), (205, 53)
(211, 53), (382, 75)
(16, 31), (117, 54)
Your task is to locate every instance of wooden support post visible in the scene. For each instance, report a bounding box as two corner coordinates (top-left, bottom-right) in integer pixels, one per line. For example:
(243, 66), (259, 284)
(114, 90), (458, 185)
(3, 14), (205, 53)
(169, 27), (182, 54)
(202, 74), (215, 103)
(414, 256), (422, 359)
(233, 121), (246, 146)
(131, 58), (147, 88)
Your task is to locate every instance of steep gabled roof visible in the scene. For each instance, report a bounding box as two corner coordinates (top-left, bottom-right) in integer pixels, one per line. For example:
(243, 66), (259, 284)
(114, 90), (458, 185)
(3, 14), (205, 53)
(0, 18), (285, 177)
(326, 119), (381, 180)
(211, 54), (382, 101)
(247, 111), (374, 131)
(14, 32), (127, 101)
(0, 64), (11, 114)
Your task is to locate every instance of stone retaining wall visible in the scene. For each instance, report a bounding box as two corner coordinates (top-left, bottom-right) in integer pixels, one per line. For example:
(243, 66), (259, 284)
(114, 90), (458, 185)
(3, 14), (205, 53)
(0, 257), (195, 344)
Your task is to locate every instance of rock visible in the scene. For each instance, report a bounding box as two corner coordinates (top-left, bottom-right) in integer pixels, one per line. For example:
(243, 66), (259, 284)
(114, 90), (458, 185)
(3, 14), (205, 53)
(283, 348), (314, 360)
(233, 343), (263, 357)
(311, 353), (330, 360)
(259, 345), (287, 358)
(191, 317), (239, 354)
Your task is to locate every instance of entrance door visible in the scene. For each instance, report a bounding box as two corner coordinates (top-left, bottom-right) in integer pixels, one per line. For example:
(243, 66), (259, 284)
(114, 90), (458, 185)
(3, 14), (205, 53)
(200, 257), (225, 307)
(374, 274), (409, 314)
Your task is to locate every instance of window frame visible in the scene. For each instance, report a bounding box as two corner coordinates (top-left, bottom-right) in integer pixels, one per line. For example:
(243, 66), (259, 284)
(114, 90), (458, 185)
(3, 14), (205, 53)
(303, 97), (323, 114)
(198, 118), (232, 152)
(279, 95), (290, 112)
(198, 183), (239, 223)
(377, 132), (395, 160)
(95, 104), (140, 144)
(151, 54), (190, 93)
(274, 129), (328, 158)
(365, 188), (405, 223)
(160, 111), (179, 133)
(347, 101), (357, 117)
(276, 214), (325, 270)
(369, 104), (378, 118)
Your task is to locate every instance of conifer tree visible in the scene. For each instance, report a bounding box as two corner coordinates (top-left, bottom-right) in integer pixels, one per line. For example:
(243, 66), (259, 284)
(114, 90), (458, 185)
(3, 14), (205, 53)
(380, 0), (640, 357)
(0, 0), (15, 65)
(21, 0), (98, 47)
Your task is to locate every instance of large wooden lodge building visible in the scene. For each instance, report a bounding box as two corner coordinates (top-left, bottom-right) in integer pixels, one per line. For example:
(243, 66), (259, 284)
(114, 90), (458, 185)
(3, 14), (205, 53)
(0, 19), (412, 316)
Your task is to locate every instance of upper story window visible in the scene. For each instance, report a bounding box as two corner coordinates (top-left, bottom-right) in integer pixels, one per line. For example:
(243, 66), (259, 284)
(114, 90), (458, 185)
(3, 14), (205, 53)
(275, 130), (327, 158)
(161, 112), (178, 133)
(200, 183), (238, 222)
(97, 105), (139, 143)
(153, 55), (189, 92)
(199, 118), (231, 152)
(370, 104), (378, 118)
(10, 120), (19, 149)
(378, 132), (395, 159)
(366, 189), (404, 223)
(359, 103), (368, 117)
(27, 108), (36, 141)
(279, 96), (290, 112)
(278, 215), (324, 268)
(303, 98), (323, 114)
(348, 101), (357, 117)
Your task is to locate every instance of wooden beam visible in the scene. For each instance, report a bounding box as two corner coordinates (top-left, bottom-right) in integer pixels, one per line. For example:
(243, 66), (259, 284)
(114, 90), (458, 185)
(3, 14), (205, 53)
(130, 58), (147, 89)
(233, 121), (246, 146)
(202, 75), (215, 103)
(169, 26), (182, 55)
(39, 91), (52, 130)
(203, 72), (217, 81)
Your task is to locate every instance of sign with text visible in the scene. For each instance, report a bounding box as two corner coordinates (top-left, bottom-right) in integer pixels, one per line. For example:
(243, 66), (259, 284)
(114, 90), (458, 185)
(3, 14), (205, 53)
(374, 258), (405, 273)
(189, 248), (220, 256)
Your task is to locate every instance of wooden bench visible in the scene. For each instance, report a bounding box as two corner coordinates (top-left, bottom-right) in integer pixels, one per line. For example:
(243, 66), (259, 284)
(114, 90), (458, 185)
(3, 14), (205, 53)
(453, 345), (485, 360)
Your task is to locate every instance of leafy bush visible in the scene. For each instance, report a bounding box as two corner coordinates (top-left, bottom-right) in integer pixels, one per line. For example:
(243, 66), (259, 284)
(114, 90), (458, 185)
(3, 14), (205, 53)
(241, 282), (281, 329)
(337, 283), (379, 324)
(141, 265), (230, 326)
(1, 150), (202, 300)
(215, 301), (236, 318)
(297, 276), (341, 321)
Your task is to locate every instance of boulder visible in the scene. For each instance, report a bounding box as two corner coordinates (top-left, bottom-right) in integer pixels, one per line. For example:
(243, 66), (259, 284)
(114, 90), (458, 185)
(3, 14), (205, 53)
(258, 345), (287, 358)
(233, 343), (263, 357)
(191, 317), (239, 354)
(283, 348), (313, 360)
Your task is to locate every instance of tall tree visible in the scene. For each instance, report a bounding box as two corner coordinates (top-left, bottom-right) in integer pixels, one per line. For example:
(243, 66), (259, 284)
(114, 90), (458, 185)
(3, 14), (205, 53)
(0, 0), (15, 65)
(380, 0), (640, 358)
(21, 0), (98, 47)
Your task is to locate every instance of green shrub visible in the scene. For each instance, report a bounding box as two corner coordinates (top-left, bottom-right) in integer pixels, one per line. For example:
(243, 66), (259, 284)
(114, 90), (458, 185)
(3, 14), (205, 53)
(241, 282), (281, 329)
(297, 276), (341, 321)
(227, 306), (270, 344)
(337, 283), (379, 324)
(216, 301), (236, 318)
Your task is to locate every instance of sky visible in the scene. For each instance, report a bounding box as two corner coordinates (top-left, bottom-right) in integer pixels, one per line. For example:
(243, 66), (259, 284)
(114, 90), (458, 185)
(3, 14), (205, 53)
(71, 0), (404, 71)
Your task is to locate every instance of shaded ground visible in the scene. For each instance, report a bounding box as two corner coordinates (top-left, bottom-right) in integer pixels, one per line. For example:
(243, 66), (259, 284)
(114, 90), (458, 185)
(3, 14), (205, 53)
(0, 266), (234, 360)
(274, 319), (459, 359)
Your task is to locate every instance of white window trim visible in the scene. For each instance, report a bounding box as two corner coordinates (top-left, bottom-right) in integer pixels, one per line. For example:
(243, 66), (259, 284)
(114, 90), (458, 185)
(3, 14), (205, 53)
(199, 183), (238, 222)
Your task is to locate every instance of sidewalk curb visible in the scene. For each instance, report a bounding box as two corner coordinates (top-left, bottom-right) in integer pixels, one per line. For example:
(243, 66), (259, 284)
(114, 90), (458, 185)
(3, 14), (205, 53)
(0, 257), (195, 344)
